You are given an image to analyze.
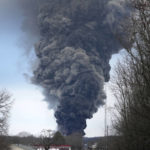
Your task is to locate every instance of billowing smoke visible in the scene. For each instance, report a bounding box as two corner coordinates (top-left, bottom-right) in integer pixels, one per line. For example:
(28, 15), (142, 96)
(19, 0), (127, 135)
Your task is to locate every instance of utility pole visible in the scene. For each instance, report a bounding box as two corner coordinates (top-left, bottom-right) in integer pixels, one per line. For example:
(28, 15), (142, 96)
(104, 98), (108, 150)
(104, 84), (108, 150)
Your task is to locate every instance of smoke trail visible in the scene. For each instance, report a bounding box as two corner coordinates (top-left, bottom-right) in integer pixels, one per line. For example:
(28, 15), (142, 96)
(19, 0), (127, 135)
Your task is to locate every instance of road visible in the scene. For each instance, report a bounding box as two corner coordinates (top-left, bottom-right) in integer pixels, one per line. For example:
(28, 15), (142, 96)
(11, 145), (24, 150)
(11, 145), (35, 150)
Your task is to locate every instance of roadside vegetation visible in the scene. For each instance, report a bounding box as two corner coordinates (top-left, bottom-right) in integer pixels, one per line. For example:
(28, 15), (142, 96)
(0, 90), (12, 150)
(110, 0), (150, 149)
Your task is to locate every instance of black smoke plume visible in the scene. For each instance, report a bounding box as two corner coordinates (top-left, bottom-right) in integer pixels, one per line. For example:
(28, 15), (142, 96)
(19, 0), (127, 135)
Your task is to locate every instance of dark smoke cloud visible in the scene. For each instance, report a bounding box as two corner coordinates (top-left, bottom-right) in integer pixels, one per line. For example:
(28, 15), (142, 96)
(18, 0), (127, 135)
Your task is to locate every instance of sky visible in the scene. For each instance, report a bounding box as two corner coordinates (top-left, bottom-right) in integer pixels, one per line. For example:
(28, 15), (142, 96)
(0, 0), (124, 137)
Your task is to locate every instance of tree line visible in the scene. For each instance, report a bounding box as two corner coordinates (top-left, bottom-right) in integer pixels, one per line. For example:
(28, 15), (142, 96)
(110, 0), (150, 150)
(6, 131), (83, 150)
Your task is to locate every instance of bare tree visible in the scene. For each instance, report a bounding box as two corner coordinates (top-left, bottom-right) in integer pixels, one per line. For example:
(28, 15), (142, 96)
(110, 0), (150, 150)
(0, 89), (12, 150)
(39, 129), (54, 150)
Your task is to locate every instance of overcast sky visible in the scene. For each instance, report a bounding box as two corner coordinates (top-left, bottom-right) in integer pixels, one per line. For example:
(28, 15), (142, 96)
(0, 0), (123, 137)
